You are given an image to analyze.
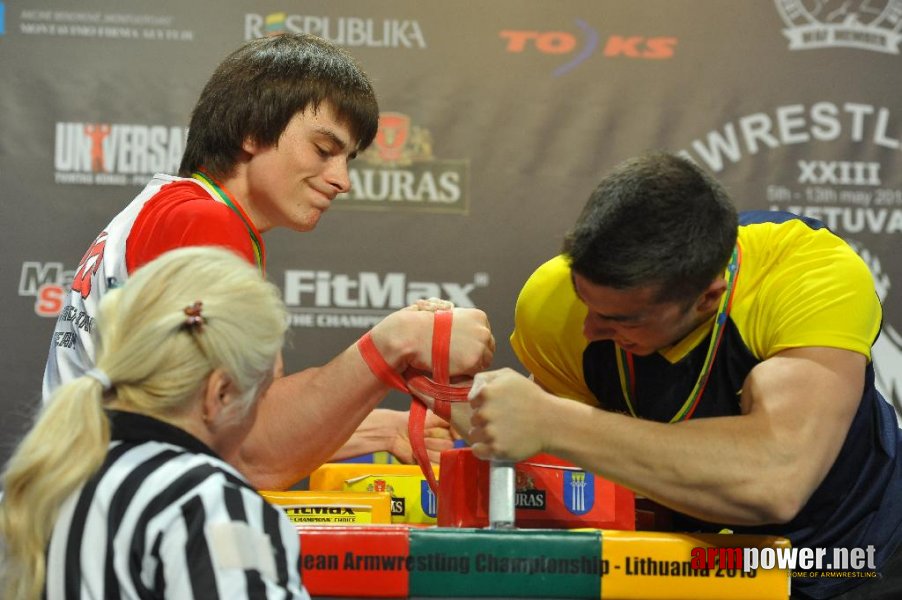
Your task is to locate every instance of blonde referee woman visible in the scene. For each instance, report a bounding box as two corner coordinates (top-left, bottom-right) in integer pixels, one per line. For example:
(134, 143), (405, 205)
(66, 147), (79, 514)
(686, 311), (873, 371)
(0, 247), (309, 599)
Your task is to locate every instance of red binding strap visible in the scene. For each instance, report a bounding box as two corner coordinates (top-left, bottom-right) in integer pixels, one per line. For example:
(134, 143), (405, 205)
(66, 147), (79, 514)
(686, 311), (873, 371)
(355, 309), (471, 495)
(357, 332), (409, 392)
(408, 310), (453, 495)
(409, 310), (456, 421)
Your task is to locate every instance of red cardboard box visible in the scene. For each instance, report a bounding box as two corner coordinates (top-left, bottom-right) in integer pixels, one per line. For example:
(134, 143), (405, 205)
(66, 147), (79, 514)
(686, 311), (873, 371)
(437, 449), (635, 530)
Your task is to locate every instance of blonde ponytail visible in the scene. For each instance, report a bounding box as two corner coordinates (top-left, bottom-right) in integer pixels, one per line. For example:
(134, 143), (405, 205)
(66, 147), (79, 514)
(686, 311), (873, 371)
(1, 246), (287, 598)
(0, 376), (109, 599)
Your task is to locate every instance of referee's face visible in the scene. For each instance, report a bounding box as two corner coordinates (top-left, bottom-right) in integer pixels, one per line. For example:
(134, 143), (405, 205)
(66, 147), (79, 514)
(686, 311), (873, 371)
(211, 364), (277, 458)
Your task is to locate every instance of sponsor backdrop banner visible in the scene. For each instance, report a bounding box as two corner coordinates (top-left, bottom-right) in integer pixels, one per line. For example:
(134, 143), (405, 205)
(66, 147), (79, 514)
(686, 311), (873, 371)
(2, 1), (900, 472)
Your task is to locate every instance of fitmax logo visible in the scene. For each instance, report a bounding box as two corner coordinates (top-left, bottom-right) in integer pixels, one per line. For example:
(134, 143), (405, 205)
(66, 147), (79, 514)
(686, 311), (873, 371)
(284, 271), (488, 308)
(500, 20), (677, 76)
(290, 506), (355, 515)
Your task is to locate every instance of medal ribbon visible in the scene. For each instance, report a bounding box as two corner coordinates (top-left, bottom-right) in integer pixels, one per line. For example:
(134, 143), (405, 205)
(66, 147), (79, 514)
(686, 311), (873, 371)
(615, 244), (741, 423)
(191, 171), (265, 273)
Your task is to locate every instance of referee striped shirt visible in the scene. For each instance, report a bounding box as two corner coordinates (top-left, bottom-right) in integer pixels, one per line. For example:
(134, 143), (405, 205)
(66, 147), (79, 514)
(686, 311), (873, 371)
(45, 410), (309, 599)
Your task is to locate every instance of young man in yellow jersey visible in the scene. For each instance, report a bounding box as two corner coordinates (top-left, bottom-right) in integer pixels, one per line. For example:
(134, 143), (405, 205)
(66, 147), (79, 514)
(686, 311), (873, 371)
(462, 152), (900, 599)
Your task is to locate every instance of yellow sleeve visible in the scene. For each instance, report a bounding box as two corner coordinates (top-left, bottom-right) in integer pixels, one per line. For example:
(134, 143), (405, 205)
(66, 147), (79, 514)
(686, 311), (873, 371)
(737, 222), (882, 360)
(509, 256), (598, 405)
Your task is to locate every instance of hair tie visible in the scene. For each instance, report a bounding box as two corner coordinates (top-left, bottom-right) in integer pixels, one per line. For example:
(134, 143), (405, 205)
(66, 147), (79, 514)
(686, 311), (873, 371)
(183, 301), (205, 331)
(85, 368), (112, 391)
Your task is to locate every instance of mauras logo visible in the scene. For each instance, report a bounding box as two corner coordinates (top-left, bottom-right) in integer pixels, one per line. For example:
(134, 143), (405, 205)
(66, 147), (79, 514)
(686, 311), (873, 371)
(390, 497), (405, 516)
(340, 113), (469, 214)
(515, 489), (547, 509)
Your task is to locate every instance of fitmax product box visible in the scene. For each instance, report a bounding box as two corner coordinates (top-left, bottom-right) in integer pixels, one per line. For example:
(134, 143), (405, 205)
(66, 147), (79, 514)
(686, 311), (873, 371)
(261, 490), (393, 526)
(309, 463), (440, 525)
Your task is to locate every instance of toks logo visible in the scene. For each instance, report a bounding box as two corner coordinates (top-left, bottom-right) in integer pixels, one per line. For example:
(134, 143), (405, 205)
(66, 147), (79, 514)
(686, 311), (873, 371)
(339, 112), (470, 214)
(500, 20), (677, 76)
(775, 0), (902, 54)
(54, 122), (186, 186)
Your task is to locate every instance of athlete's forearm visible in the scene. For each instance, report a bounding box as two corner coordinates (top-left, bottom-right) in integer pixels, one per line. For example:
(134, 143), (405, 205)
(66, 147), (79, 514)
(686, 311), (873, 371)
(232, 345), (390, 490)
(543, 400), (789, 525)
(327, 408), (406, 462)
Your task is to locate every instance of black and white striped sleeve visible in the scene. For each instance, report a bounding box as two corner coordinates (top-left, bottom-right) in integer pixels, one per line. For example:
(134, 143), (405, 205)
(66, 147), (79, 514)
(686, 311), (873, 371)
(145, 473), (308, 599)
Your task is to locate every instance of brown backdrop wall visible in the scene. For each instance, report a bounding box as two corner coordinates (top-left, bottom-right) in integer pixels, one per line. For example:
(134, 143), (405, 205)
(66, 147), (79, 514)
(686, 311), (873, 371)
(2, 0), (900, 471)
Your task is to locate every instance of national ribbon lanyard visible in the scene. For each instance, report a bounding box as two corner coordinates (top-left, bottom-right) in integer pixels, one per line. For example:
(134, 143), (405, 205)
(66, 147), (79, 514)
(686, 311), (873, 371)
(191, 171), (265, 274)
(615, 244), (742, 423)
(357, 310), (470, 495)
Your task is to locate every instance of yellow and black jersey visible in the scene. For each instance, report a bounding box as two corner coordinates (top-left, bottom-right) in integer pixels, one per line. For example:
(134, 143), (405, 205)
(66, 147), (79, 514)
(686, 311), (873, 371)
(510, 211), (901, 600)
(511, 211), (880, 420)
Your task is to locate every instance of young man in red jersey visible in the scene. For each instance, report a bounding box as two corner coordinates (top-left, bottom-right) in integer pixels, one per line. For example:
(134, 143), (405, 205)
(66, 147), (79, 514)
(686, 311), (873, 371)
(44, 33), (494, 489)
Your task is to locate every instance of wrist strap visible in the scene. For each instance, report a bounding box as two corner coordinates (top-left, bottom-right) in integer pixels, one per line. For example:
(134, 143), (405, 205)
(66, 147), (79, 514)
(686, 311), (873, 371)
(356, 310), (470, 495)
(357, 332), (409, 392)
(408, 310), (455, 495)
(405, 310), (469, 421)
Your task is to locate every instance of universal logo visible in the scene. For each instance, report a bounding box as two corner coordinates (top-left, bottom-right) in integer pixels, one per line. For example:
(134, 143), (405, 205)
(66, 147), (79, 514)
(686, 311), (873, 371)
(774, 0), (902, 54)
(337, 112), (470, 214)
(54, 122), (186, 186)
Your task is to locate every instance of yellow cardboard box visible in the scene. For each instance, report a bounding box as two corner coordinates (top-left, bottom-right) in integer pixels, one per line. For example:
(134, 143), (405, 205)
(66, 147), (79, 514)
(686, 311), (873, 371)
(309, 463), (440, 524)
(261, 490), (393, 527)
